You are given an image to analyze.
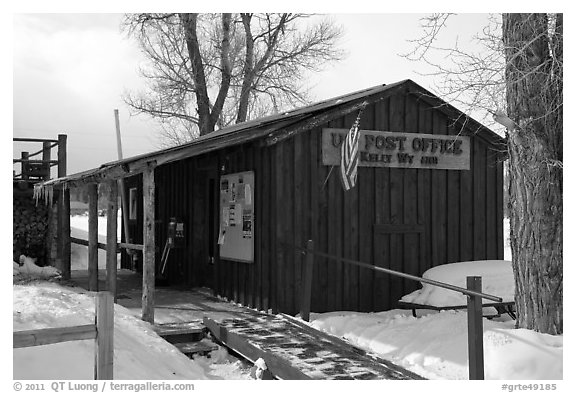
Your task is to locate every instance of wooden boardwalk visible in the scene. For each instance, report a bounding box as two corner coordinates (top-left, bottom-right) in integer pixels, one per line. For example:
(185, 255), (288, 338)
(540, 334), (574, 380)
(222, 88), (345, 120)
(205, 313), (424, 380)
(69, 270), (423, 380)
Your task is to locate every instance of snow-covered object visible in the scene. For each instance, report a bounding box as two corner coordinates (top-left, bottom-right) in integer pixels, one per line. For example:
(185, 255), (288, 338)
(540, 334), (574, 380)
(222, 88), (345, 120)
(13, 261), (21, 276)
(249, 358), (268, 379)
(400, 260), (515, 307)
(17, 255), (62, 279)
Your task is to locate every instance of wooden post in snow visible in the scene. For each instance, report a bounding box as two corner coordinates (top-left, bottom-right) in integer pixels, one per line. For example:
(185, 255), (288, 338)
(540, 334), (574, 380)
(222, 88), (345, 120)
(106, 181), (118, 302)
(94, 291), (114, 380)
(142, 165), (156, 324)
(88, 183), (99, 292)
(467, 276), (485, 380)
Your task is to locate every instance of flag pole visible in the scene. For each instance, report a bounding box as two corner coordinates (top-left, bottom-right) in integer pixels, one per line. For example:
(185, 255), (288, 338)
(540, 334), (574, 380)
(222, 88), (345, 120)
(114, 110), (133, 266)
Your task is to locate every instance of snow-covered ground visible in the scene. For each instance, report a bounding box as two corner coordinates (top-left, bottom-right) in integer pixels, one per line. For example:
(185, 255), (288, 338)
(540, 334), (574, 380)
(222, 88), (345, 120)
(70, 213), (121, 270)
(310, 310), (562, 380)
(13, 282), (252, 380)
(12, 214), (562, 381)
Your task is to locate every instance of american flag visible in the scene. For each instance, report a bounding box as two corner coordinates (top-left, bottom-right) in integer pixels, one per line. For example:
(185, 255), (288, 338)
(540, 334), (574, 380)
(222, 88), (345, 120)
(340, 109), (364, 191)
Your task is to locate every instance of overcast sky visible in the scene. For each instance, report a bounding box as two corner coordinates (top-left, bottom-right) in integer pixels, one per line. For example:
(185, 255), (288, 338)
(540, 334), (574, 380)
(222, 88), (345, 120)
(12, 12), (499, 175)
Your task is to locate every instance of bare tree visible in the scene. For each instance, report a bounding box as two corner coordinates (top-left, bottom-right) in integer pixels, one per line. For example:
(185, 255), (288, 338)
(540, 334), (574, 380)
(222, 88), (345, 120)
(503, 13), (562, 335)
(123, 13), (344, 145)
(405, 13), (562, 335)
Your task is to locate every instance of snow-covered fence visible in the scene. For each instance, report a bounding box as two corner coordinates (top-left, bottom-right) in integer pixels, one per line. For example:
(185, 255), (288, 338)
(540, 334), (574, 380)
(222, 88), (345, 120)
(298, 239), (502, 380)
(13, 292), (114, 380)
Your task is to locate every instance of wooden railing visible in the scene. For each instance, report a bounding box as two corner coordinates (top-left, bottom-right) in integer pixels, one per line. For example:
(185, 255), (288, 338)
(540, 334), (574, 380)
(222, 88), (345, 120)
(297, 239), (503, 381)
(13, 135), (67, 182)
(13, 292), (114, 380)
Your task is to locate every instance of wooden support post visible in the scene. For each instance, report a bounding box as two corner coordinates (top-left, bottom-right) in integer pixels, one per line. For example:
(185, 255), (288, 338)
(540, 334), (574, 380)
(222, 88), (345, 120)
(21, 152), (29, 180)
(106, 181), (118, 302)
(95, 292), (114, 380)
(42, 141), (51, 180)
(467, 276), (485, 380)
(57, 134), (71, 279)
(142, 165), (156, 324)
(300, 240), (314, 322)
(88, 183), (99, 291)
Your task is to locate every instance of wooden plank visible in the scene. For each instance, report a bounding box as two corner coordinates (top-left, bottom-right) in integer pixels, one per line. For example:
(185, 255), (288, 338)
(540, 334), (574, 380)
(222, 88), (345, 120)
(42, 141), (52, 180)
(204, 317), (311, 380)
(260, 147), (271, 311)
(191, 163), (201, 288)
(447, 124), (461, 263)
(431, 112), (448, 267)
(283, 139), (295, 313)
(205, 313), (423, 380)
(486, 151), (497, 259)
(57, 134), (71, 279)
(374, 224), (424, 234)
(460, 140), (474, 262)
(189, 159), (198, 289)
(118, 243), (143, 251)
(154, 323), (205, 337)
(142, 166), (155, 324)
(88, 183), (99, 292)
(106, 181), (118, 301)
(418, 102), (433, 274)
(496, 159), (504, 259)
(13, 325), (96, 348)
(473, 139), (487, 259)
(293, 133), (305, 313)
(267, 147), (276, 312)
(342, 112), (359, 311)
(358, 105), (375, 311)
(389, 94), (405, 307)
(300, 240), (314, 322)
(311, 127), (327, 312)
(273, 143), (284, 313)
(95, 292), (114, 380)
(71, 237), (108, 251)
(13, 137), (59, 143)
(403, 95), (420, 294)
(373, 98), (390, 311)
(327, 117), (344, 311)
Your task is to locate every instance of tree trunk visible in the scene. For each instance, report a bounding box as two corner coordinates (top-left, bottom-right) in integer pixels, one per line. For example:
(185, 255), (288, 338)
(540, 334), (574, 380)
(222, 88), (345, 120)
(180, 13), (213, 136)
(237, 13), (255, 124)
(503, 13), (562, 334)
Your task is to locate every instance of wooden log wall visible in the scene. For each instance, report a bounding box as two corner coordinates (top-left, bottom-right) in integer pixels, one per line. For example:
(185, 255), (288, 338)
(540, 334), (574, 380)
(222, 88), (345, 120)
(126, 89), (504, 316)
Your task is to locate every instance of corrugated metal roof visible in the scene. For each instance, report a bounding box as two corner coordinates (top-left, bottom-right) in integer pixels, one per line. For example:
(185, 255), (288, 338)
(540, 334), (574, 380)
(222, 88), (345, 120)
(37, 79), (505, 189)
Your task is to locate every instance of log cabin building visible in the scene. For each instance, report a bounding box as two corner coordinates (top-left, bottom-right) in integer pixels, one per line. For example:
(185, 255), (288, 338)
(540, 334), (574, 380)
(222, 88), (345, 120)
(37, 79), (507, 319)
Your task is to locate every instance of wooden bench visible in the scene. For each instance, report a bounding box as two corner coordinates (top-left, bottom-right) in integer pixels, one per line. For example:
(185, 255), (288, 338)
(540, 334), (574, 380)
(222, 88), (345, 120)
(397, 300), (516, 320)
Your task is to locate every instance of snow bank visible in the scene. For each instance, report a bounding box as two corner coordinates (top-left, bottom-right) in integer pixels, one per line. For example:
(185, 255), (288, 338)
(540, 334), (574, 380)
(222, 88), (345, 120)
(400, 260), (515, 307)
(70, 214), (121, 270)
(13, 282), (209, 380)
(310, 310), (562, 380)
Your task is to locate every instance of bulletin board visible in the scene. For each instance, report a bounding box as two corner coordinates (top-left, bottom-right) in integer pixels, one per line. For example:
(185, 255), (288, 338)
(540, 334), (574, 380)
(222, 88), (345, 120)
(218, 171), (254, 263)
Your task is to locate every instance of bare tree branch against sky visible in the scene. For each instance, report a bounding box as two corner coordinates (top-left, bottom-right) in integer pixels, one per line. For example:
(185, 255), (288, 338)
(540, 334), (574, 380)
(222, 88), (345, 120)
(8, 2), (569, 176)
